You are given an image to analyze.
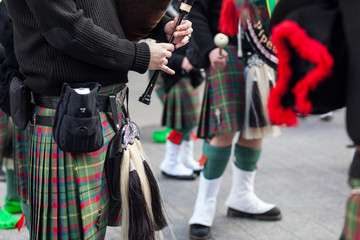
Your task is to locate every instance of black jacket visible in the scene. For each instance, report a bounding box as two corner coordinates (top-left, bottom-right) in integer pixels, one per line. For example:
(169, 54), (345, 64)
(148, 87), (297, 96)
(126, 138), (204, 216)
(4, 0), (170, 96)
(0, 2), (19, 114)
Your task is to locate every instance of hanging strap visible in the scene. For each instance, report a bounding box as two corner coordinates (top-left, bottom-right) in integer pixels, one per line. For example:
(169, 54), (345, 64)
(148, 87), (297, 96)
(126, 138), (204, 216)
(109, 87), (129, 132)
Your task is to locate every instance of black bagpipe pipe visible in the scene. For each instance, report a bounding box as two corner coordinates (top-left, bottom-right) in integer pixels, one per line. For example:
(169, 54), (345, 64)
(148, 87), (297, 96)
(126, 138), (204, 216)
(139, 0), (195, 105)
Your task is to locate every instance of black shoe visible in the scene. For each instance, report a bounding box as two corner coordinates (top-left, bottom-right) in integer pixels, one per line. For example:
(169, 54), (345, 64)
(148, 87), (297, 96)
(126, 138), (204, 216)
(189, 224), (211, 240)
(161, 171), (197, 180)
(193, 169), (202, 176)
(0, 168), (5, 182)
(227, 207), (282, 221)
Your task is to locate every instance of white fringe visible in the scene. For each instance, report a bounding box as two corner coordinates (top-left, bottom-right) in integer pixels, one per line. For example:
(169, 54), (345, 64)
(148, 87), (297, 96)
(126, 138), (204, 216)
(120, 148), (131, 240)
(243, 63), (281, 139)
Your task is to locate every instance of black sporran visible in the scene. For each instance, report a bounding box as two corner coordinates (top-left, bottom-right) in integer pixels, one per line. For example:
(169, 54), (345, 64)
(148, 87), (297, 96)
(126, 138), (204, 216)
(9, 76), (32, 130)
(53, 82), (103, 153)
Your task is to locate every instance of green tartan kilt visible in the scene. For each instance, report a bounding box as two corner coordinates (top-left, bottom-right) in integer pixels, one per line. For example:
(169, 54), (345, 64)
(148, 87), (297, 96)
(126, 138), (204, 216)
(161, 76), (201, 130)
(197, 45), (246, 138)
(13, 126), (29, 200)
(28, 84), (123, 240)
(0, 109), (12, 159)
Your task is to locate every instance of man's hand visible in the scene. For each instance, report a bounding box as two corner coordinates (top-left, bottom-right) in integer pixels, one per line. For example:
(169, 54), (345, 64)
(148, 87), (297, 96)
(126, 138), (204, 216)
(147, 42), (175, 75)
(164, 17), (193, 49)
(208, 48), (228, 70)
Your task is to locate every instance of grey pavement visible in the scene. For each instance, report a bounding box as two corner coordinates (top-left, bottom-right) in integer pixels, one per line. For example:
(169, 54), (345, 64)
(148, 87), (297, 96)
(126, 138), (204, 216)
(0, 71), (353, 240)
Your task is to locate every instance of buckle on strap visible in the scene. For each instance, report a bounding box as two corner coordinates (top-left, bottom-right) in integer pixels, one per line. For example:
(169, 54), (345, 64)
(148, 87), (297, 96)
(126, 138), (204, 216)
(29, 112), (55, 127)
(29, 112), (36, 127)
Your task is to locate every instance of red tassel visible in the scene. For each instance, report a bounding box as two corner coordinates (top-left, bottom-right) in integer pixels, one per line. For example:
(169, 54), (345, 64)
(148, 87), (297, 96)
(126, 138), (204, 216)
(199, 154), (207, 167)
(218, 0), (239, 36)
(190, 133), (198, 141)
(15, 213), (25, 232)
(166, 130), (182, 145)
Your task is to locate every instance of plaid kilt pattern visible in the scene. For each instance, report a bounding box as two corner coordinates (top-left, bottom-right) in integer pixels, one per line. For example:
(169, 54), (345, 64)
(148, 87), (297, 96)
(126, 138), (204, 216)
(162, 76), (201, 130)
(13, 126), (30, 200)
(0, 109), (11, 160)
(341, 179), (360, 240)
(28, 84), (123, 240)
(197, 45), (246, 138)
(155, 74), (166, 105)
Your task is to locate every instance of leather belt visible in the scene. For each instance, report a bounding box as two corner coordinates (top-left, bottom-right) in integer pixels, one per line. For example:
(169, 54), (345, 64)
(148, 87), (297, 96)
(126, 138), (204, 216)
(30, 86), (128, 127)
(33, 94), (111, 112)
(30, 114), (54, 127)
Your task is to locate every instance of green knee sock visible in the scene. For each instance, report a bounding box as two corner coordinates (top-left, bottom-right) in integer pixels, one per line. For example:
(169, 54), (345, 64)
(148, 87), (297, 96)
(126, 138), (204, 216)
(234, 145), (262, 171)
(5, 169), (20, 203)
(202, 141), (232, 180)
(5, 168), (21, 213)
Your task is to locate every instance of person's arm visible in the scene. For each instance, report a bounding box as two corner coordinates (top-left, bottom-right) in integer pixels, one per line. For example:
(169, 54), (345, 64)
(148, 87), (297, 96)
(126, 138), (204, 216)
(188, 0), (217, 62)
(0, 2), (18, 71)
(24, 0), (150, 73)
(0, 3), (13, 50)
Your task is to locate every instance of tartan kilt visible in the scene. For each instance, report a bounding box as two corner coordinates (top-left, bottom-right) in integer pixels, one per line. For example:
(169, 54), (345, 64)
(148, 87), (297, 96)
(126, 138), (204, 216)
(197, 45), (246, 138)
(28, 84), (123, 240)
(341, 178), (360, 239)
(162, 76), (201, 130)
(0, 109), (12, 159)
(13, 126), (29, 200)
(155, 73), (166, 105)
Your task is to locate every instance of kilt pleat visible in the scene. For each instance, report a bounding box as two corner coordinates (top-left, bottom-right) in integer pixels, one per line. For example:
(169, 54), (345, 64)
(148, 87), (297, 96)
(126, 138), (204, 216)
(28, 84), (123, 240)
(13, 126), (29, 200)
(162, 77), (201, 130)
(0, 109), (12, 159)
(197, 46), (246, 138)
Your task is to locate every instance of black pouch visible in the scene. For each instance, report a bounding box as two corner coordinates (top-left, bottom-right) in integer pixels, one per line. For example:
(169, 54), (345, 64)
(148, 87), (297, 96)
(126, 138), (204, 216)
(9, 76), (32, 130)
(53, 82), (103, 153)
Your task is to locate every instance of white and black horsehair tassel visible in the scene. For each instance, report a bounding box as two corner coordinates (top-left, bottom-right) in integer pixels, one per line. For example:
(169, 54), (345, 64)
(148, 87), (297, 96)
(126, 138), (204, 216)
(243, 54), (281, 139)
(134, 139), (168, 231)
(120, 142), (155, 240)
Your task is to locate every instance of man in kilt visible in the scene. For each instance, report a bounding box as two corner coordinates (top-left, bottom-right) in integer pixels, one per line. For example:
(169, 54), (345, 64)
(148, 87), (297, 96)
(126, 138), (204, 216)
(3, 0), (193, 238)
(157, 68), (203, 180)
(187, 0), (281, 239)
(157, 0), (203, 180)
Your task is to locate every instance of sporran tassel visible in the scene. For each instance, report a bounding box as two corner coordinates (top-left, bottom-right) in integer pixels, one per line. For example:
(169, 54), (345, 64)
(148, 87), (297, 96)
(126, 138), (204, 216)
(120, 145), (155, 240)
(243, 54), (281, 139)
(117, 118), (168, 239)
(135, 139), (168, 230)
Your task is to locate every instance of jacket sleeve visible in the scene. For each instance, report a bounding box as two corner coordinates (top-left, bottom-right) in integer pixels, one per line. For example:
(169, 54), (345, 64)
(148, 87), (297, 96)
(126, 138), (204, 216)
(23, 0), (150, 73)
(188, 0), (217, 62)
(0, 3), (13, 50)
(0, 2), (18, 71)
